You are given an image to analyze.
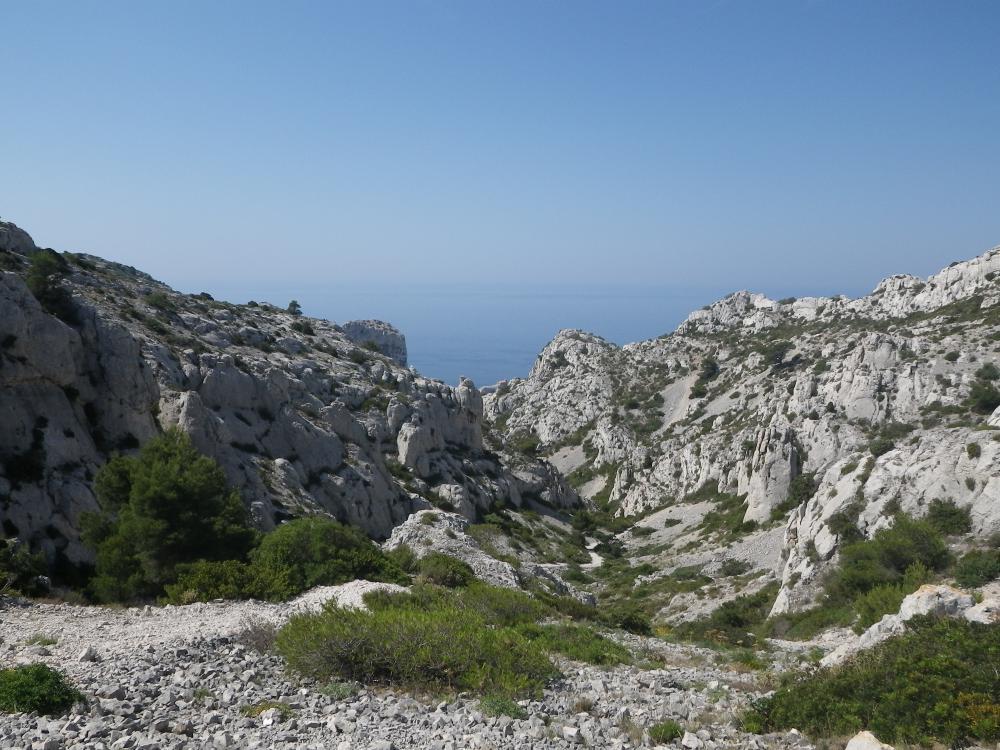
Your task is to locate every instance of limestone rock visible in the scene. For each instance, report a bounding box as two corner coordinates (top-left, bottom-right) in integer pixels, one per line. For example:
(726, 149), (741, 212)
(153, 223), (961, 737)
(845, 730), (894, 750)
(341, 319), (407, 366)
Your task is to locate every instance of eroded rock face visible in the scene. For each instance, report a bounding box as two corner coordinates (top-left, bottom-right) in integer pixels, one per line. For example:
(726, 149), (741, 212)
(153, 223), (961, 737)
(487, 243), (1000, 615)
(0, 221), (576, 567)
(341, 319), (408, 366)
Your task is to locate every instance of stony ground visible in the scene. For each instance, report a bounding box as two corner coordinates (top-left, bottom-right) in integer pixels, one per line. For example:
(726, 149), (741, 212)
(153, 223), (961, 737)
(0, 585), (820, 750)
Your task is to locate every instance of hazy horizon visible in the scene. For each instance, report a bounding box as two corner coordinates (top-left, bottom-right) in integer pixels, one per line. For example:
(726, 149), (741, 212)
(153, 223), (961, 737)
(3, 1), (999, 381)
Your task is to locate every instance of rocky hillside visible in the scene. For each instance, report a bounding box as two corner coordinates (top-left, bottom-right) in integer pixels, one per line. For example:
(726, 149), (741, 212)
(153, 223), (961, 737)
(0, 220), (576, 576)
(486, 245), (1000, 618)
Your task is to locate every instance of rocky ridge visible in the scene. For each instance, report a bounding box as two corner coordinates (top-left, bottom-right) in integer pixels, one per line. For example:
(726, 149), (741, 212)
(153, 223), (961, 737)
(0, 221), (577, 579)
(486, 244), (1000, 617)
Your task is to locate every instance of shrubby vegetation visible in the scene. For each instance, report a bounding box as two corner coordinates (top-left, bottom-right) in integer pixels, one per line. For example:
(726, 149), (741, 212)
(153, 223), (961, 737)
(743, 617), (1000, 746)
(277, 582), (628, 698)
(82, 430), (406, 604)
(82, 429), (257, 602)
(0, 663), (83, 715)
(954, 547), (1000, 588)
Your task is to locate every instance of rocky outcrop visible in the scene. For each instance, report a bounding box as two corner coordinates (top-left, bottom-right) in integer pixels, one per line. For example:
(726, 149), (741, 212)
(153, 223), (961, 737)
(487, 241), (1000, 617)
(0, 219), (36, 254)
(821, 584), (996, 667)
(0, 221), (576, 570)
(341, 319), (407, 366)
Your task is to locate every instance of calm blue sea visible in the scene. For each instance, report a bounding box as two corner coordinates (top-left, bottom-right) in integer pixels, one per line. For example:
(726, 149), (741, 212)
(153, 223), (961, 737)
(193, 282), (736, 386)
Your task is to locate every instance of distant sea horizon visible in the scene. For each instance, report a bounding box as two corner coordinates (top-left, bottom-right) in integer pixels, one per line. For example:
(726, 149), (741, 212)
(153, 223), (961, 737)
(177, 281), (838, 387)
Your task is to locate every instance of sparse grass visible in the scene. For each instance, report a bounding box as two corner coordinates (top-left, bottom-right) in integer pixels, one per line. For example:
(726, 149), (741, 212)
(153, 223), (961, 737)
(648, 719), (684, 743)
(515, 622), (632, 665)
(318, 681), (358, 700)
(480, 694), (528, 719)
(24, 633), (58, 647)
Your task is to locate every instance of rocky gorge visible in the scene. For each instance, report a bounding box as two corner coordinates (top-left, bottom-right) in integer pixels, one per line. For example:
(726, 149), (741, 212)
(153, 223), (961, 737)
(1, 217), (999, 749)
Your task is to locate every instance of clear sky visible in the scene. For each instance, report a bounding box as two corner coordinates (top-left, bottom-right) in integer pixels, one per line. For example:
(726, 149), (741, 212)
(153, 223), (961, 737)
(2, 1), (999, 298)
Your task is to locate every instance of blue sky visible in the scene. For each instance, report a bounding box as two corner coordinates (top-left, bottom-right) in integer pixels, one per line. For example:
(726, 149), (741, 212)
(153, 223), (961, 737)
(2, 1), (999, 298)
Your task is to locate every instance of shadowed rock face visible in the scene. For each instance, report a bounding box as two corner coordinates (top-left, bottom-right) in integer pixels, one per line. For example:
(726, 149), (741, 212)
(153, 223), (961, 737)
(486, 243), (1000, 617)
(0, 221), (577, 567)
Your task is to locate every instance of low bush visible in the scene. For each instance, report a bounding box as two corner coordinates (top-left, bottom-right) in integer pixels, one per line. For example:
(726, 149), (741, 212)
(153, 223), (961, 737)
(742, 617), (1000, 746)
(277, 589), (557, 698)
(480, 694), (528, 719)
(0, 663), (83, 715)
(968, 380), (1000, 415)
(417, 553), (474, 588)
(515, 623), (631, 666)
(851, 562), (930, 631)
(924, 498), (972, 535)
(954, 548), (1000, 588)
(823, 515), (951, 604)
(164, 517), (408, 603)
(249, 517), (408, 599)
(672, 582), (779, 647)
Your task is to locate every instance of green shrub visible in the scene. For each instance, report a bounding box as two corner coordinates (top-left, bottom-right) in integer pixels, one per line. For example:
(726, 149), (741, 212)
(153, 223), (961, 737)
(944, 351), (960, 362)
(975, 363), (1000, 381)
(385, 544), (419, 573)
(673, 583), (779, 647)
(742, 617), (1000, 746)
(824, 515), (951, 604)
(364, 582), (547, 628)
(852, 562), (930, 631)
(82, 429), (257, 602)
(925, 498), (972, 535)
(249, 517), (407, 600)
(648, 719), (684, 743)
(954, 549), (1000, 588)
(480, 694), (527, 719)
(164, 559), (257, 603)
(967, 442), (982, 459)
(869, 436), (895, 457)
(162, 517), (407, 604)
(417, 553), (474, 588)
(720, 559), (751, 577)
(0, 664), (83, 715)
(968, 380), (1000, 415)
(515, 623), (631, 665)
(600, 602), (653, 635)
(277, 594), (557, 698)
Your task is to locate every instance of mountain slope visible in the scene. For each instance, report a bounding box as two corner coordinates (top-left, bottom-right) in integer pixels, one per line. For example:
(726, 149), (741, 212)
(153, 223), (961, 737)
(486, 245), (1000, 617)
(0, 221), (577, 575)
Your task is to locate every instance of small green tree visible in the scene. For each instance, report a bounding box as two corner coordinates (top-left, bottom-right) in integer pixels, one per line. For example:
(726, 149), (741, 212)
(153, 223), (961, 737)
(287, 300), (302, 316)
(82, 429), (256, 602)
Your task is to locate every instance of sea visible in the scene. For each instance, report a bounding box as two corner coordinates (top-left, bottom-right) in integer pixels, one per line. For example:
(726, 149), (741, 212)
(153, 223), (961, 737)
(194, 282), (740, 387)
